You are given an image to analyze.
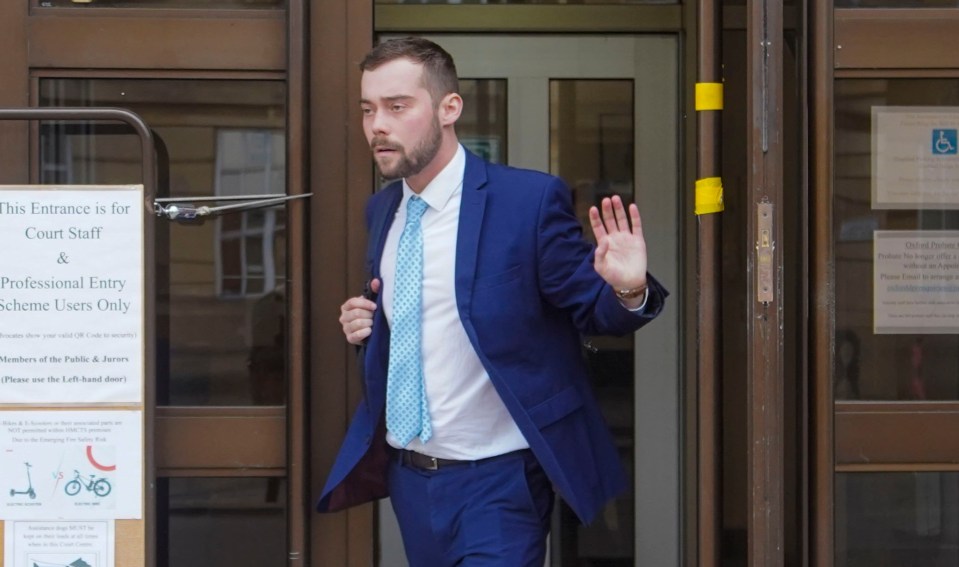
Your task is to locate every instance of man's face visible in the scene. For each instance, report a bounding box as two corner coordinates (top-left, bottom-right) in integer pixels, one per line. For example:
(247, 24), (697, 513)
(360, 58), (443, 181)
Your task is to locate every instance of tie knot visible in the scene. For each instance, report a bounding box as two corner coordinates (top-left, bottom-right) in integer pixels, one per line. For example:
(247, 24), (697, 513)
(406, 196), (429, 220)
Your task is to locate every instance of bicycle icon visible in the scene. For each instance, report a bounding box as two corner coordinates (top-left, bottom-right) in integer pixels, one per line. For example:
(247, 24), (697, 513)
(64, 469), (112, 498)
(932, 129), (957, 155)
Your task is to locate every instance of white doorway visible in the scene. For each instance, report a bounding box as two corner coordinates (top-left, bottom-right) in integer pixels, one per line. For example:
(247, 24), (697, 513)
(377, 34), (681, 567)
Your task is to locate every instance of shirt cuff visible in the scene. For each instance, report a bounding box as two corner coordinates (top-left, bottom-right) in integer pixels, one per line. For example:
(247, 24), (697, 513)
(619, 287), (649, 313)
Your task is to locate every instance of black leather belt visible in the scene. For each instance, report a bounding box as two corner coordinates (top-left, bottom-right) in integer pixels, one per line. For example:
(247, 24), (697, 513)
(396, 449), (468, 471)
(394, 448), (531, 471)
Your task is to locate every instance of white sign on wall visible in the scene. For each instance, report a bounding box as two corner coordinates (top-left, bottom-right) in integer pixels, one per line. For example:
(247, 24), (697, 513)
(4, 520), (114, 567)
(872, 106), (959, 209)
(874, 230), (959, 334)
(0, 410), (142, 520)
(0, 187), (144, 404)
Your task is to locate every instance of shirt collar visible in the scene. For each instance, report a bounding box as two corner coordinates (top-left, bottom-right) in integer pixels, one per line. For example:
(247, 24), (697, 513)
(402, 144), (466, 212)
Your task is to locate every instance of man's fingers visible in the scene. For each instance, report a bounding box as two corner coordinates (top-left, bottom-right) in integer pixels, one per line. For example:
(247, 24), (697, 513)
(601, 197), (616, 234)
(629, 203), (643, 236)
(595, 238), (609, 260)
(612, 195), (629, 231)
(589, 205), (608, 240)
(346, 325), (372, 345)
(347, 317), (373, 334)
(343, 312), (374, 345)
(341, 296), (376, 315)
(600, 196), (628, 233)
(341, 285), (379, 344)
(593, 197), (647, 242)
(340, 306), (372, 325)
(353, 326), (373, 340)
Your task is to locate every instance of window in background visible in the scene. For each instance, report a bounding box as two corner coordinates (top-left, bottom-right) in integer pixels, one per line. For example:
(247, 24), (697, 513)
(39, 78), (288, 406)
(834, 79), (959, 402)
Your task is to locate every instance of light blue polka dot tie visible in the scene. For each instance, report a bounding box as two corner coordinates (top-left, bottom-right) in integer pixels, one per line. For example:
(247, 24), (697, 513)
(386, 196), (432, 447)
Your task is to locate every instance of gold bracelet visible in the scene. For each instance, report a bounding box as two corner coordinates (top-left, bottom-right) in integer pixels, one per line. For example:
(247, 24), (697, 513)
(615, 285), (647, 300)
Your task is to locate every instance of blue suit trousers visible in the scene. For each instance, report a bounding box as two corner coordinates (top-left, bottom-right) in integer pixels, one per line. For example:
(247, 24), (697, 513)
(388, 449), (554, 567)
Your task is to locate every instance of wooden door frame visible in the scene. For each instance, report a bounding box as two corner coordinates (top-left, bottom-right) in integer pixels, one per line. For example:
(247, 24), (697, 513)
(307, 1), (375, 566)
(0, 2), (369, 565)
(810, 0), (834, 564)
(746, 0), (787, 561)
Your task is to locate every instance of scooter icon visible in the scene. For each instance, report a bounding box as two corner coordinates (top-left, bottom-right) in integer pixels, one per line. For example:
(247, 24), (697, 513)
(9, 462), (36, 499)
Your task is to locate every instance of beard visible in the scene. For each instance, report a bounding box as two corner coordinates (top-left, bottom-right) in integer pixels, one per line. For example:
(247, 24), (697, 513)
(371, 116), (443, 180)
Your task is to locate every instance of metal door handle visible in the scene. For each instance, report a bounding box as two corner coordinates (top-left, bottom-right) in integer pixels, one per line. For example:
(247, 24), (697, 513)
(153, 193), (311, 221)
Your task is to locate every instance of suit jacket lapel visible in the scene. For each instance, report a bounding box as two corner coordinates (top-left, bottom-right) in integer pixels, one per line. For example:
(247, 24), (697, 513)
(368, 183), (403, 281)
(364, 183), (402, 404)
(456, 151), (488, 315)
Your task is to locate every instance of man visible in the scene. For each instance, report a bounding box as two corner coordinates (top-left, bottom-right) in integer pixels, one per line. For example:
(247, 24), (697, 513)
(317, 37), (668, 566)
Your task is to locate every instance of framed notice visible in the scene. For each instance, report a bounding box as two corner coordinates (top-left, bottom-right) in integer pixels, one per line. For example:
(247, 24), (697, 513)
(0, 410), (142, 520)
(4, 520), (115, 567)
(872, 106), (959, 209)
(0, 186), (144, 404)
(874, 230), (959, 334)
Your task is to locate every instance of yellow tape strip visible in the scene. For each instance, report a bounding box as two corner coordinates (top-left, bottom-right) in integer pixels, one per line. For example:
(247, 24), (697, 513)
(695, 82), (724, 111)
(695, 177), (724, 215)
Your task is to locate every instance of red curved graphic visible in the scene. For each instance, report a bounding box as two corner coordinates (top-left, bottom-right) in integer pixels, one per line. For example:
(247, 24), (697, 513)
(86, 445), (116, 472)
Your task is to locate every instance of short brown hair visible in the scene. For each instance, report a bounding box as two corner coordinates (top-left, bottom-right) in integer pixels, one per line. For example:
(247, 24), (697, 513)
(360, 37), (459, 105)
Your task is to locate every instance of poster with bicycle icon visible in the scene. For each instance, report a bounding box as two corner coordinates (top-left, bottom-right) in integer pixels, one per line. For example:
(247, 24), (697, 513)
(2, 445), (118, 516)
(873, 106), (959, 209)
(0, 410), (142, 520)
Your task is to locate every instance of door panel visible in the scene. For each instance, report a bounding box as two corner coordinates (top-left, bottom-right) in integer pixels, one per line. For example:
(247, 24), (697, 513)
(835, 10), (959, 69)
(27, 16), (285, 71)
(37, 75), (291, 567)
(836, 472), (959, 565)
(828, 63), (959, 567)
(4, 0), (335, 565)
(161, 477), (286, 567)
(155, 408), (285, 474)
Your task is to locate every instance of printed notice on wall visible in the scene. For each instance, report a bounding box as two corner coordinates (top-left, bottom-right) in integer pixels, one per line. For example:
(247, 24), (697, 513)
(874, 231), (959, 333)
(0, 410), (142, 520)
(0, 186), (143, 404)
(872, 107), (959, 209)
(4, 520), (114, 567)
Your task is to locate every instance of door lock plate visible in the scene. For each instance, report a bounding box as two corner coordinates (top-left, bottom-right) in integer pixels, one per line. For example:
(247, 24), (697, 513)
(757, 202), (774, 303)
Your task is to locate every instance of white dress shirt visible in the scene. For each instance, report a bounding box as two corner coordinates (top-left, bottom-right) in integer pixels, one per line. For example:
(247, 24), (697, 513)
(381, 145), (529, 460)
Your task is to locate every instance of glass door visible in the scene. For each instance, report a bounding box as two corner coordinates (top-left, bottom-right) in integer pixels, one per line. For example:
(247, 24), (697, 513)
(375, 34), (682, 567)
(818, 3), (959, 565)
(37, 75), (291, 567)
(832, 78), (959, 567)
(16, 2), (306, 565)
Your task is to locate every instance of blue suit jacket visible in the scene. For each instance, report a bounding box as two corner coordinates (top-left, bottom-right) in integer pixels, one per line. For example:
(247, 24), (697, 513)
(317, 150), (668, 524)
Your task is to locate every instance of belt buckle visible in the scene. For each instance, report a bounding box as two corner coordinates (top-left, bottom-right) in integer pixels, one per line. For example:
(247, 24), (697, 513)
(424, 456), (439, 471)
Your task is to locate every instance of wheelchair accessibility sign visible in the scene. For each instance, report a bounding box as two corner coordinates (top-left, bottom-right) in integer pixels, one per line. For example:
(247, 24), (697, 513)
(933, 128), (958, 155)
(873, 107), (959, 208)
